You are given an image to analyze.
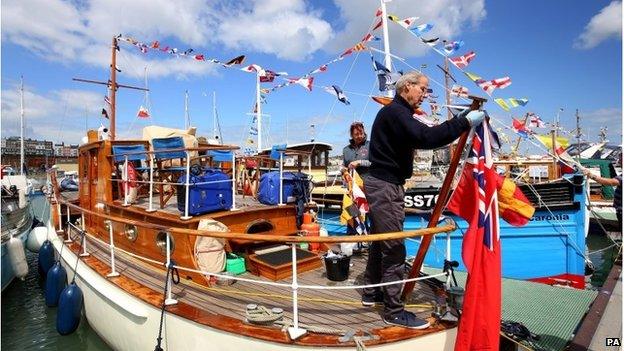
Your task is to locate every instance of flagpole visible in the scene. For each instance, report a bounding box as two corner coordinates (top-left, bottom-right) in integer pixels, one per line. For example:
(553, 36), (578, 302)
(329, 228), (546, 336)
(401, 95), (487, 301)
(256, 72), (262, 151)
(213, 91), (219, 144)
(380, 0), (394, 98)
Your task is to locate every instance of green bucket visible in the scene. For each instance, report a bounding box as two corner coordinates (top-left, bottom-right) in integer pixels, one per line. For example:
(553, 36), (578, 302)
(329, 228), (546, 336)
(226, 253), (246, 275)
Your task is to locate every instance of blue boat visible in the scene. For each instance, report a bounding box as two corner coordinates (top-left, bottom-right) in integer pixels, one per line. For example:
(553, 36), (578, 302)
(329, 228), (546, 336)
(318, 174), (589, 289)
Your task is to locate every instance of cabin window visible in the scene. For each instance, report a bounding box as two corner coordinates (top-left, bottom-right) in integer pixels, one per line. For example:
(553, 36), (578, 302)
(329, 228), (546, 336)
(156, 231), (175, 255)
(246, 220), (274, 234)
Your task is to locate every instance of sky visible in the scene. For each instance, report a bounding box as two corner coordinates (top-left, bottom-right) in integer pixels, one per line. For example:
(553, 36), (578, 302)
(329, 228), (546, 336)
(1, 0), (622, 156)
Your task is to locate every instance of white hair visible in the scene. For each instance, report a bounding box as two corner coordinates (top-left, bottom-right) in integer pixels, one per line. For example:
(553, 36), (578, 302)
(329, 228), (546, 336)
(396, 71), (426, 94)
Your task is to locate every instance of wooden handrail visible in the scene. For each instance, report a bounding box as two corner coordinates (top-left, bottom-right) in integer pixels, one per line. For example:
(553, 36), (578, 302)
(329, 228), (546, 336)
(56, 197), (455, 243)
(401, 95), (486, 301)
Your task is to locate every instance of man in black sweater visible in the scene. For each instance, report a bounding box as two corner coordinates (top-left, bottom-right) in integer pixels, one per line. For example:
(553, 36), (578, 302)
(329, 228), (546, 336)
(362, 71), (485, 329)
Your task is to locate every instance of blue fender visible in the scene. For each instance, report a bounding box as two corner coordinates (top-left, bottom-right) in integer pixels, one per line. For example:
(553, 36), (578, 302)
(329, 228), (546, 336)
(45, 262), (67, 307)
(56, 282), (83, 335)
(38, 240), (55, 276)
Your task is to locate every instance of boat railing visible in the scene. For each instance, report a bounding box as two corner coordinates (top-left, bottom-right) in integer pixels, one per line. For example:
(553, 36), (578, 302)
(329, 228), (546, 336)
(109, 145), (240, 217)
(57, 197), (455, 338)
(109, 145), (316, 217)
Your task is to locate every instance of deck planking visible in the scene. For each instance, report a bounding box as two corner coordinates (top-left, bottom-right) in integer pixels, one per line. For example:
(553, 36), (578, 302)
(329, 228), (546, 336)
(71, 226), (442, 335)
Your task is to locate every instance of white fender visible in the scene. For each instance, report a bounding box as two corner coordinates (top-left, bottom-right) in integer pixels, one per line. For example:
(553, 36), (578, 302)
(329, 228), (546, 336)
(27, 226), (48, 253)
(8, 236), (29, 279)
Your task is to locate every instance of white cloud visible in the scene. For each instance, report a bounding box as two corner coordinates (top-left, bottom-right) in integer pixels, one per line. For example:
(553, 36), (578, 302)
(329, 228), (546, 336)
(580, 107), (622, 142)
(1, 0), (335, 77)
(328, 0), (486, 59)
(574, 1), (622, 49)
(217, 0), (333, 61)
(1, 84), (103, 143)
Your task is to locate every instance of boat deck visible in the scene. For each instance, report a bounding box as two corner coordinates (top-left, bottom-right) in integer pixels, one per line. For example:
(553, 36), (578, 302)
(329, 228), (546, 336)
(68, 225), (451, 345)
(130, 193), (272, 216)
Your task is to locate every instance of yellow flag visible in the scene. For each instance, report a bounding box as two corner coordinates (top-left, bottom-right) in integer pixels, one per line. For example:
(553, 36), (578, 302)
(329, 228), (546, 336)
(494, 98), (510, 111)
(535, 134), (570, 150)
(464, 71), (482, 82)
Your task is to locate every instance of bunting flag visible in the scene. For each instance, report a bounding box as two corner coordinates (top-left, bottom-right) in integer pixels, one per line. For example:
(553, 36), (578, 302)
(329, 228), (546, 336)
(508, 98), (529, 107)
(324, 85), (350, 105)
(104, 95), (111, 106)
(447, 120), (501, 351)
(224, 55), (245, 66)
(443, 40), (464, 55)
(372, 58), (401, 91)
(410, 23), (433, 36)
(449, 51), (476, 69)
(372, 19), (383, 31)
(429, 100), (439, 115)
(137, 106), (150, 118)
(102, 95), (111, 119)
(464, 71), (482, 82)
(340, 170), (368, 234)
(512, 118), (530, 138)
(387, 14), (400, 22)
(528, 113), (545, 128)
(421, 37), (440, 46)
(494, 98), (510, 111)
(259, 70), (284, 83)
(375, 7), (383, 17)
(535, 134), (577, 172)
(101, 108), (109, 119)
(450, 84), (469, 97)
(290, 77), (314, 92)
(496, 176), (535, 226)
(395, 16), (421, 29)
(241, 64), (265, 75)
(477, 77), (512, 95)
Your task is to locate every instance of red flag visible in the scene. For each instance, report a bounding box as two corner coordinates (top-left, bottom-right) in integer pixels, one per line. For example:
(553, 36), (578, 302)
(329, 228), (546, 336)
(372, 20), (383, 31)
(137, 106), (150, 118)
(447, 121), (501, 351)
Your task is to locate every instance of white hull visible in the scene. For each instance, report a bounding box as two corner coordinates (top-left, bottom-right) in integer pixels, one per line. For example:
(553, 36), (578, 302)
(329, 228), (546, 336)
(48, 219), (456, 350)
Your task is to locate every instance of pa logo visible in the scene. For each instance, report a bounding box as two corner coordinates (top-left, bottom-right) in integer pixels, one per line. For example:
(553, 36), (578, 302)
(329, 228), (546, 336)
(606, 337), (621, 347)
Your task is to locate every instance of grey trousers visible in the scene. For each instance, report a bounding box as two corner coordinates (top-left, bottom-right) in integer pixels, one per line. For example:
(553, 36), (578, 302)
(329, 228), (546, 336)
(362, 175), (406, 318)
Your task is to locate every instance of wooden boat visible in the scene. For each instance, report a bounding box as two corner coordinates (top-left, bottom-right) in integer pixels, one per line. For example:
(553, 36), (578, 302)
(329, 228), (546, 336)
(41, 32), (475, 350)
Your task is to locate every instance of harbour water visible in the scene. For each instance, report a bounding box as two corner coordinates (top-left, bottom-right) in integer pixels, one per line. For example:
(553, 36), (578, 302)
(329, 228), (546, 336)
(0, 195), (619, 350)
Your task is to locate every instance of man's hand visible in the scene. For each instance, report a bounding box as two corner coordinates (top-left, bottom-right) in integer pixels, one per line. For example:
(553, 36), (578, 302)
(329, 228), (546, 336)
(466, 110), (485, 126)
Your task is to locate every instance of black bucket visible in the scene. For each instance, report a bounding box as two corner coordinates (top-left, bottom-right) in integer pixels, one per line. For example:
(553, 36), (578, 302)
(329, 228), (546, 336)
(323, 254), (351, 281)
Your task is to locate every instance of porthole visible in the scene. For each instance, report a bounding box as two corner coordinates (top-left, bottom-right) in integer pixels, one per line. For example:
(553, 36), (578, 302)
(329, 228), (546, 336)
(246, 219), (274, 234)
(124, 224), (138, 242)
(156, 231), (175, 255)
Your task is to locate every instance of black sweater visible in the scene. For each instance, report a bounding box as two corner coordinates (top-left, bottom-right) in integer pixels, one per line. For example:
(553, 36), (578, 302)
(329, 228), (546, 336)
(369, 95), (471, 185)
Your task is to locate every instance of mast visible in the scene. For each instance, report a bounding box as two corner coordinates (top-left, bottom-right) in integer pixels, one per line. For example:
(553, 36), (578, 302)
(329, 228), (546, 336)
(380, 0), (394, 98)
(73, 36), (148, 138)
(144, 66), (150, 114)
(20, 76), (25, 175)
(256, 72), (262, 150)
(575, 109), (581, 163)
(212, 91), (220, 144)
(184, 90), (190, 130)
(109, 36), (118, 140)
(443, 58), (452, 121)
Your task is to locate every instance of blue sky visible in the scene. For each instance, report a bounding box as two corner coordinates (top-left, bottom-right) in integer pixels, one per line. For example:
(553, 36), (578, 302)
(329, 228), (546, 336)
(1, 0), (621, 156)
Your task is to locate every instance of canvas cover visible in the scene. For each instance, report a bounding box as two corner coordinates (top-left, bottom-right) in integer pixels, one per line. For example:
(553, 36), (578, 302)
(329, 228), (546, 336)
(194, 219), (227, 280)
(142, 125), (199, 159)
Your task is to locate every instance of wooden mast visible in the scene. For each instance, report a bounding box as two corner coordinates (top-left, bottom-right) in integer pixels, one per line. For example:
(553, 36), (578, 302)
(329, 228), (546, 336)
(401, 95), (487, 301)
(109, 36), (118, 140)
(73, 36), (148, 140)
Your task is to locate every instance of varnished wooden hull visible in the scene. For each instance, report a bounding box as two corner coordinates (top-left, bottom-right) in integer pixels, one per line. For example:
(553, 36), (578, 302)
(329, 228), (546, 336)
(48, 218), (457, 350)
